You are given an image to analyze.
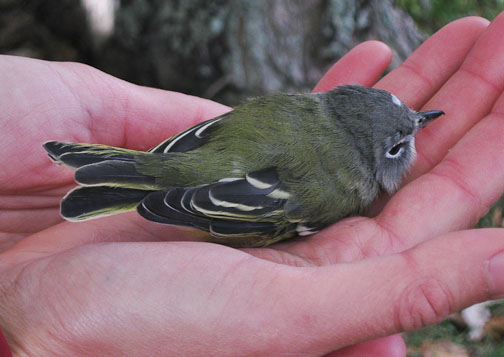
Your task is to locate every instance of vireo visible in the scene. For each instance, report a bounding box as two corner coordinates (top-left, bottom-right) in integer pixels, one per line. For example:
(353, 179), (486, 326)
(44, 85), (444, 247)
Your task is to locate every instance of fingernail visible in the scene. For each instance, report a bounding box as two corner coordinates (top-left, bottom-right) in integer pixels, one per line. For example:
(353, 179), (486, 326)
(488, 250), (504, 298)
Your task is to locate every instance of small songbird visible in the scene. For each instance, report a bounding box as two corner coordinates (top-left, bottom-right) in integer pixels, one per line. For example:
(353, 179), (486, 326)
(43, 85), (444, 247)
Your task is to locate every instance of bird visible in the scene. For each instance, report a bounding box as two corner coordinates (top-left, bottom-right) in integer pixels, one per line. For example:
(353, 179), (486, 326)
(43, 85), (444, 247)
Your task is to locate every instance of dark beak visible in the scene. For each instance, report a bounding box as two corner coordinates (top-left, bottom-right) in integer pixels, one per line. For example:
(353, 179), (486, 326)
(418, 110), (445, 128)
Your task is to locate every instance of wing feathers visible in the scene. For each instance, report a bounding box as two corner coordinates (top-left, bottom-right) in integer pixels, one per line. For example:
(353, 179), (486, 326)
(246, 167), (281, 187)
(149, 116), (225, 154)
(209, 220), (278, 237)
(189, 167), (288, 219)
(138, 190), (211, 230)
(137, 167), (295, 241)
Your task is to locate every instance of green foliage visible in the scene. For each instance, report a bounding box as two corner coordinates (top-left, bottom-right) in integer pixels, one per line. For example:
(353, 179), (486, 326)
(404, 317), (504, 356)
(396, 0), (503, 33)
(405, 320), (465, 347)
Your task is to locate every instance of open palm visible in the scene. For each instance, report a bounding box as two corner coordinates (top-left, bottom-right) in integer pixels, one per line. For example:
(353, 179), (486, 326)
(2, 14), (504, 356)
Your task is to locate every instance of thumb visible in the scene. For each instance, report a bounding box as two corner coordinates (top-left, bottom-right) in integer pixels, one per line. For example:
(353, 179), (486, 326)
(281, 228), (504, 353)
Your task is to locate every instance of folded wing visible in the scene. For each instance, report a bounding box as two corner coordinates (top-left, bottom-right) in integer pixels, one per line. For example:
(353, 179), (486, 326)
(137, 167), (299, 247)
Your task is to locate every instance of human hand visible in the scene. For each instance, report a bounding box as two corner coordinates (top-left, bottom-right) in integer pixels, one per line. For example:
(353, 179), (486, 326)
(1, 13), (504, 356)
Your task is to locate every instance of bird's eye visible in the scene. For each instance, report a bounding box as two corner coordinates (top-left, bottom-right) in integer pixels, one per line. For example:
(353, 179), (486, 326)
(386, 142), (406, 159)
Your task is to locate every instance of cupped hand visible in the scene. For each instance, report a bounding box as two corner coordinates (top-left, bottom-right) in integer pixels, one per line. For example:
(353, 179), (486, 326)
(0, 56), (228, 249)
(1, 13), (504, 356)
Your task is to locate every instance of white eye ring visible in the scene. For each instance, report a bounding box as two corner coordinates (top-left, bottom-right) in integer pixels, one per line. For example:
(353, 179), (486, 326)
(386, 143), (405, 159)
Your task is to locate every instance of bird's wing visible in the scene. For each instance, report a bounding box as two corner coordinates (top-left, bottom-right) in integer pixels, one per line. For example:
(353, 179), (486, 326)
(136, 167), (310, 246)
(149, 113), (229, 154)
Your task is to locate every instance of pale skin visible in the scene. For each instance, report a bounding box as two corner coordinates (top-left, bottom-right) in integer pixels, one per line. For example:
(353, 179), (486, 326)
(1, 13), (504, 356)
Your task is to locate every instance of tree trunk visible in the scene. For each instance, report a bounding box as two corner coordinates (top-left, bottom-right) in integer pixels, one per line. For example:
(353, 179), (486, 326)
(0, 0), (426, 105)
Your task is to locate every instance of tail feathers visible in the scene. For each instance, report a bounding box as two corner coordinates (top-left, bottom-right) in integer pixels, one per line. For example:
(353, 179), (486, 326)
(75, 160), (158, 188)
(61, 186), (152, 221)
(43, 141), (141, 168)
(45, 141), (163, 190)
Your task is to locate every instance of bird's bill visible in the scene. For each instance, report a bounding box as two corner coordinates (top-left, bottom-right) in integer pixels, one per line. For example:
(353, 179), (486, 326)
(418, 110), (445, 128)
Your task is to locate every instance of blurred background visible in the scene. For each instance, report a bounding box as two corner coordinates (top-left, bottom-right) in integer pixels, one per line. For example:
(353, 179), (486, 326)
(1, 0), (504, 355)
(0, 0), (501, 105)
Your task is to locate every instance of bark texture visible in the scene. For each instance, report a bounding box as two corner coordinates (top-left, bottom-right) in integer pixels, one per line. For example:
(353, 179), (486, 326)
(0, 0), (425, 104)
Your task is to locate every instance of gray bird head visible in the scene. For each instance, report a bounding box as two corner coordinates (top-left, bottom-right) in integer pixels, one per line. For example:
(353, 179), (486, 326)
(325, 85), (444, 194)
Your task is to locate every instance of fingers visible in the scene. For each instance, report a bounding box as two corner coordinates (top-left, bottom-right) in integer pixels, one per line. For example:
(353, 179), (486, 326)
(375, 13), (504, 250)
(410, 14), (503, 178)
(282, 229), (504, 353)
(313, 41), (392, 93)
(375, 16), (489, 110)
(375, 16), (491, 181)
